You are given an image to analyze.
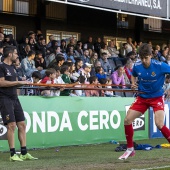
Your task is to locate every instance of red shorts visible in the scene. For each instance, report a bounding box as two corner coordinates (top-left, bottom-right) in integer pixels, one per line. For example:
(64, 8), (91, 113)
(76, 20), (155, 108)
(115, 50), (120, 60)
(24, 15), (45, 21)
(130, 96), (164, 114)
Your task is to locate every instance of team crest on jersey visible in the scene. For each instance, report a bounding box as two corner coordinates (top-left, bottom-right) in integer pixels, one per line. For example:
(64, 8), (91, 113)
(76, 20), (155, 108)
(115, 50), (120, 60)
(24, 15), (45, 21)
(6, 69), (12, 76)
(6, 115), (9, 121)
(151, 72), (156, 77)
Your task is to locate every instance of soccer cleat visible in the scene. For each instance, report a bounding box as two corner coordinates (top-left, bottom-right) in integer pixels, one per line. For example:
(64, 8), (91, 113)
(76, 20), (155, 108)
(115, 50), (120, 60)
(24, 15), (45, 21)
(10, 154), (23, 161)
(20, 153), (38, 160)
(118, 149), (135, 160)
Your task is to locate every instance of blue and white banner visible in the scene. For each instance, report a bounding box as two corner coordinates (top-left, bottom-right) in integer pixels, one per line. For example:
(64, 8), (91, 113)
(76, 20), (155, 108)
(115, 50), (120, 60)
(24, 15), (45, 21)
(149, 102), (170, 138)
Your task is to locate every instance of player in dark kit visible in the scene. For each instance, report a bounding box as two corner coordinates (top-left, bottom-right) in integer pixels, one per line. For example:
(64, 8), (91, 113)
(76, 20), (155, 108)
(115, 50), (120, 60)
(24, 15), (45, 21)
(0, 45), (38, 161)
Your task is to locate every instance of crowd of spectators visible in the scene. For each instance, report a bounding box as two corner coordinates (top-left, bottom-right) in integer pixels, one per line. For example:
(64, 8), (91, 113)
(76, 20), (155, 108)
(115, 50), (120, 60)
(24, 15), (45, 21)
(0, 30), (170, 97)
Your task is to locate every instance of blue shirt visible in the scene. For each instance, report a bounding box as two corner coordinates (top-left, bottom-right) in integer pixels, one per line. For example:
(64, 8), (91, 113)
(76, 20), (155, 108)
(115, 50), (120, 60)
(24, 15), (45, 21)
(132, 59), (170, 98)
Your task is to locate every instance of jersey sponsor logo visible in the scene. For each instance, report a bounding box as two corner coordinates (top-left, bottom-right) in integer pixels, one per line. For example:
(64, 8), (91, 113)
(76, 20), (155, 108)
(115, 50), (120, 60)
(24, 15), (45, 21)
(138, 72), (141, 76)
(151, 71), (156, 77)
(6, 68), (12, 76)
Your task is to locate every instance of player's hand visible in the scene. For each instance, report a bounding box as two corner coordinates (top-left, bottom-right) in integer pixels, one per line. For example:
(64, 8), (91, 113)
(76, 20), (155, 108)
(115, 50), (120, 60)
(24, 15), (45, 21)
(131, 83), (138, 90)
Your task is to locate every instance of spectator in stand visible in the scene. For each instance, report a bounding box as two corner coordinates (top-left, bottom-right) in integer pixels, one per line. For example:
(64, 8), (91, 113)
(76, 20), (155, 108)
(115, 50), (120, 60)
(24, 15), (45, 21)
(95, 60), (102, 67)
(60, 65), (71, 96)
(99, 52), (111, 75)
(119, 43), (128, 58)
(126, 51), (137, 65)
(111, 65), (126, 88)
(48, 54), (65, 69)
(0, 33), (4, 47)
(22, 45), (31, 59)
(75, 59), (83, 72)
(124, 59), (133, 83)
(47, 35), (55, 48)
(60, 39), (67, 54)
(21, 50), (37, 78)
(81, 49), (90, 64)
(28, 37), (38, 52)
(26, 71), (42, 96)
(74, 41), (83, 59)
(100, 43), (111, 58)
(19, 36), (29, 60)
(163, 74), (170, 92)
(83, 36), (94, 51)
(65, 48), (75, 63)
(94, 37), (102, 58)
(37, 38), (47, 58)
(48, 40), (59, 54)
(108, 40), (119, 58)
(85, 76), (100, 97)
(95, 66), (107, 81)
(78, 63), (92, 83)
(13, 58), (26, 81)
(67, 37), (76, 50)
(126, 37), (135, 53)
(152, 47), (159, 60)
(90, 52), (98, 76)
(159, 48), (168, 62)
(66, 62), (79, 83)
(34, 51), (46, 73)
(40, 68), (57, 96)
(45, 46), (61, 67)
(0, 46), (4, 62)
(165, 54), (170, 66)
(4, 34), (18, 48)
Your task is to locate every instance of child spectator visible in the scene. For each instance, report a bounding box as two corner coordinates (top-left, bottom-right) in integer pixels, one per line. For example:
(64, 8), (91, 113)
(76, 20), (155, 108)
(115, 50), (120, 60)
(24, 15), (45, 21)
(85, 76), (100, 97)
(41, 68), (57, 96)
(95, 66), (107, 81)
(27, 71), (42, 96)
(60, 65), (71, 96)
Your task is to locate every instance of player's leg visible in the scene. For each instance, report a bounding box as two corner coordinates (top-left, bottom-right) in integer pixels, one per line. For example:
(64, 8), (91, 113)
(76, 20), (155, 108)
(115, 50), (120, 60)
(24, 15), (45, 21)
(118, 109), (141, 160)
(152, 96), (170, 142)
(119, 96), (147, 160)
(14, 98), (38, 160)
(154, 110), (170, 142)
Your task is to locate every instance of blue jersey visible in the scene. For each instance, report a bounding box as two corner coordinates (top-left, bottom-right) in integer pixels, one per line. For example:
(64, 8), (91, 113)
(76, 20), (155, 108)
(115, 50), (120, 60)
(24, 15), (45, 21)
(132, 59), (170, 98)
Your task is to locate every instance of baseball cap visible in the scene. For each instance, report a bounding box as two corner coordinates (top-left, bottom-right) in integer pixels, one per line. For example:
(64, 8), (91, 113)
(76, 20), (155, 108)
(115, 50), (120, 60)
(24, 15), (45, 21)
(83, 62), (92, 68)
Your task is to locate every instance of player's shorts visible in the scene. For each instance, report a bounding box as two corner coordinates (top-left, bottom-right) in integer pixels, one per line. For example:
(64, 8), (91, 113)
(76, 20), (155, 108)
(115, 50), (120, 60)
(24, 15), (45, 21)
(0, 97), (25, 125)
(129, 96), (164, 114)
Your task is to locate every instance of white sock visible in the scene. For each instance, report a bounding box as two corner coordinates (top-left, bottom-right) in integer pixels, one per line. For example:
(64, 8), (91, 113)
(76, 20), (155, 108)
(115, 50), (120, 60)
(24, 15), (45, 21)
(127, 147), (134, 151)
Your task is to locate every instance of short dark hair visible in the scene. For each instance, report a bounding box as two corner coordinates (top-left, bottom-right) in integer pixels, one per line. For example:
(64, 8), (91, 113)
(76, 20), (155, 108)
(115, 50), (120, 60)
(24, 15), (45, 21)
(60, 65), (69, 74)
(56, 55), (65, 64)
(138, 43), (152, 58)
(3, 45), (16, 58)
(89, 76), (97, 84)
(45, 68), (56, 77)
(32, 71), (42, 79)
(28, 50), (36, 57)
(95, 66), (102, 73)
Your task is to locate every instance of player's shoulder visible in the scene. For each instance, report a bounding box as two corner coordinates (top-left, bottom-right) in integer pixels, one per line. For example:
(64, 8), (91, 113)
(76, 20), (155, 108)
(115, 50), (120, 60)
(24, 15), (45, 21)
(151, 59), (162, 65)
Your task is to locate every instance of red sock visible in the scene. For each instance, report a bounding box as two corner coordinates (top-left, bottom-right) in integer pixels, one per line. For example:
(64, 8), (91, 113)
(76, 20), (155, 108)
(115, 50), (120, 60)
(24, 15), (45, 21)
(125, 124), (134, 148)
(160, 125), (170, 143)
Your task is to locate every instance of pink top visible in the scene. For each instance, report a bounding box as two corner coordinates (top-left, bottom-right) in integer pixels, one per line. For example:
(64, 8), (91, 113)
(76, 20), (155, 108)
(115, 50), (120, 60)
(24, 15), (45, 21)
(110, 70), (125, 87)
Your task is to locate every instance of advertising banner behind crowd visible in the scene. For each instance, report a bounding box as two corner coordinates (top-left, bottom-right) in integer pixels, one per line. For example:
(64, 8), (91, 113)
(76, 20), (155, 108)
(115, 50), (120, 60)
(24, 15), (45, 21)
(0, 97), (149, 151)
(149, 102), (170, 138)
(68, 0), (167, 18)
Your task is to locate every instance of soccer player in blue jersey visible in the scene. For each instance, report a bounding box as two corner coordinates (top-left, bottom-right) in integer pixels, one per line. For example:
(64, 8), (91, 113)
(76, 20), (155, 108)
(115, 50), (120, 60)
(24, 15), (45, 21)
(119, 43), (170, 160)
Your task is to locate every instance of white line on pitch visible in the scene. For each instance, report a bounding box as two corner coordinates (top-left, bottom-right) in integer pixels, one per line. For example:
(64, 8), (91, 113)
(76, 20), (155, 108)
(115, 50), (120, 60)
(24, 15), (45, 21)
(131, 165), (170, 170)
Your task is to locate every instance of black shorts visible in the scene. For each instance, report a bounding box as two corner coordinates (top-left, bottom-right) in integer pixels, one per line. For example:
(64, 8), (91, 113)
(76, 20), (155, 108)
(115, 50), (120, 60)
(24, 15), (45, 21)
(0, 98), (25, 125)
